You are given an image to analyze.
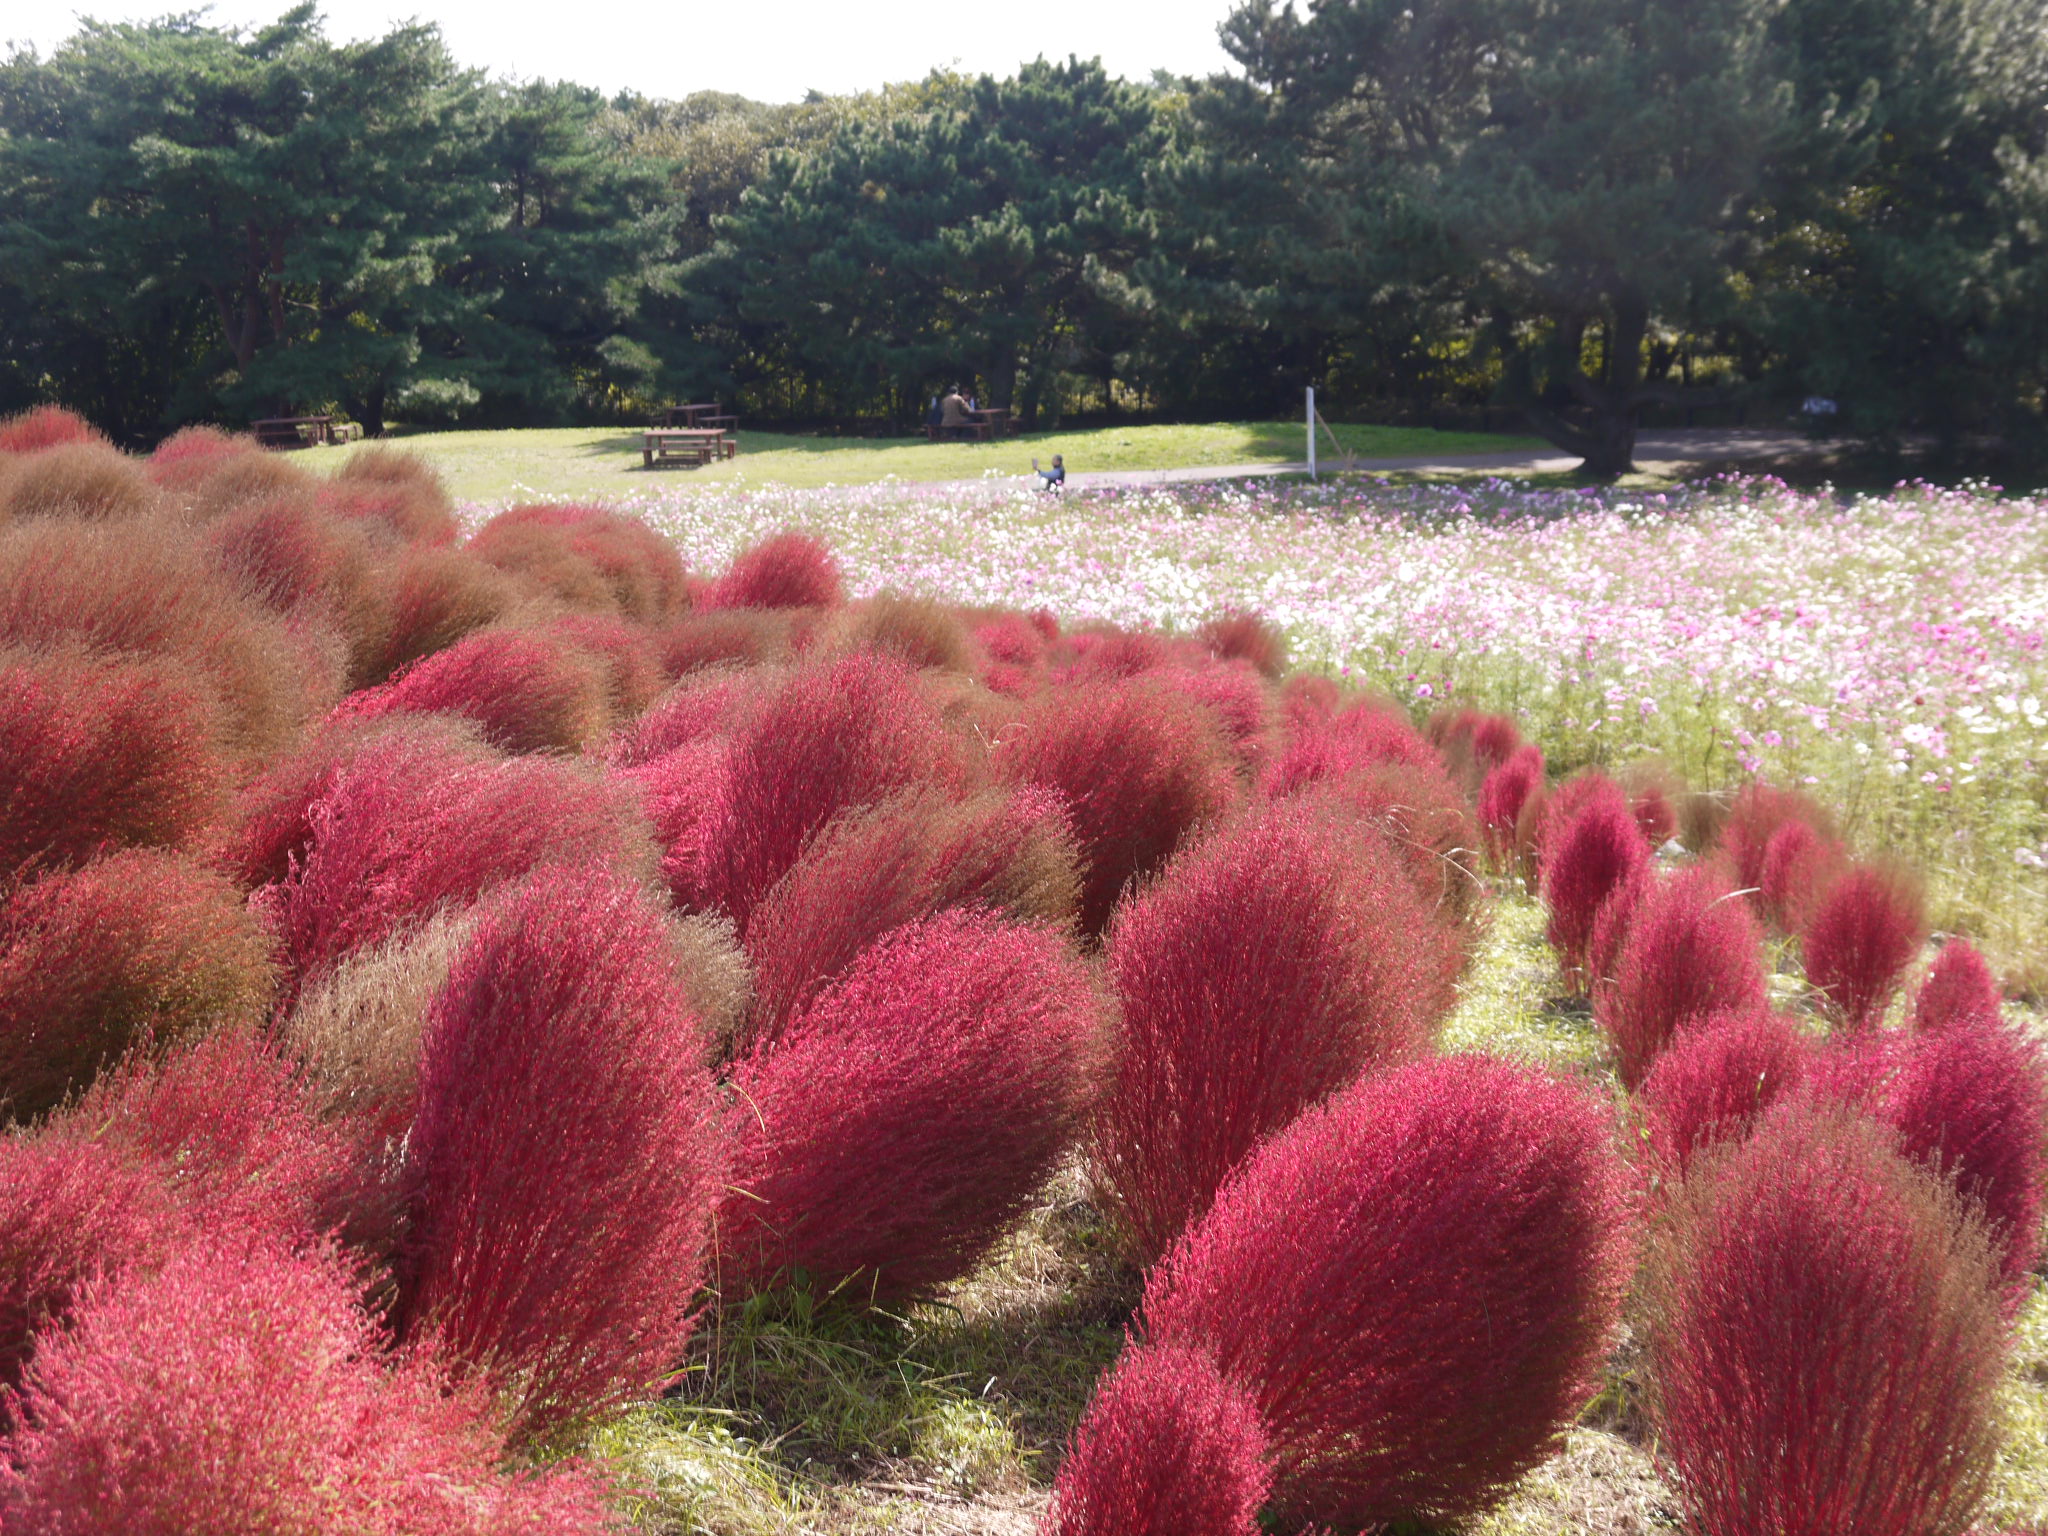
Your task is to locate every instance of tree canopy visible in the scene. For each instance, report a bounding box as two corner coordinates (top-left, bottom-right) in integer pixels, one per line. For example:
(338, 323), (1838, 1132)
(3, 1), (2046, 470)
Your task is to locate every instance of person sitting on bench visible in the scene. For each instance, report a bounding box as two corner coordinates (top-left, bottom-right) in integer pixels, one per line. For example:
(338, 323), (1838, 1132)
(939, 385), (975, 436)
(1032, 453), (1065, 491)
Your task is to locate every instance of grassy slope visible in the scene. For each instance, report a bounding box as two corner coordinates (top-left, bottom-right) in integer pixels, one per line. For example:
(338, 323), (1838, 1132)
(325, 420), (1539, 500)
(596, 891), (2048, 1535)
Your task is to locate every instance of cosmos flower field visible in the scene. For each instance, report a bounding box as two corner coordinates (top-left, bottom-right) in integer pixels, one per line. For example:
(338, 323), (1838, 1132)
(598, 472), (2048, 980)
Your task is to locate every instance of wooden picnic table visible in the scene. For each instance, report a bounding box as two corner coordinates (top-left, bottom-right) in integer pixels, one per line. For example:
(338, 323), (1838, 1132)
(662, 403), (739, 430)
(251, 415), (334, 449)
(642, 427), (736, 469)
(969, 407), (1013, 437)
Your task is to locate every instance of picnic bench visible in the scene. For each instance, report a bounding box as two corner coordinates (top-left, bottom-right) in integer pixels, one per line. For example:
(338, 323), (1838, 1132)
(252, 415), (335, 449)
(662, 403), (739, 432)
(925, 407), (1012, 442)
(643, 428), (735, 469)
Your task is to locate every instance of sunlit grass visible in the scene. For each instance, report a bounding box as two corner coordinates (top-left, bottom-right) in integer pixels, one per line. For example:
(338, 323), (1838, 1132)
(325, 420), (1536, 499)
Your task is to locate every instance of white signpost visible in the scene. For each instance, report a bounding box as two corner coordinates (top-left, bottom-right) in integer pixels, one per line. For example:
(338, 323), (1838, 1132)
(1307, 385), (1318, 480)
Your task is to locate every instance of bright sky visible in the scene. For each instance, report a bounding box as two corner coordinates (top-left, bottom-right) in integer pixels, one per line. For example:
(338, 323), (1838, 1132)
(10, 1), (1248, 101)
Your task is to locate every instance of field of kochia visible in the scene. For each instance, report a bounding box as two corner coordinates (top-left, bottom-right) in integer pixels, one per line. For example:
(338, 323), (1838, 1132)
(0, 403), (2041, 1534)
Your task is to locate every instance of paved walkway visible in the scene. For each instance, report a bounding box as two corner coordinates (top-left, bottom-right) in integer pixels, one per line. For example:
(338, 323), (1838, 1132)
(969, 427), (1824, 493)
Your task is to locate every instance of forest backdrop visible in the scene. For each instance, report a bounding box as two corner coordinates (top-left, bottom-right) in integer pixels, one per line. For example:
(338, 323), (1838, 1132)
(3, 0), (2046, 473)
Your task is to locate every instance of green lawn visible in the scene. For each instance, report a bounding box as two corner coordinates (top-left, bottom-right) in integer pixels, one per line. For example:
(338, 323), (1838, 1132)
(328, 420), (1540, 501)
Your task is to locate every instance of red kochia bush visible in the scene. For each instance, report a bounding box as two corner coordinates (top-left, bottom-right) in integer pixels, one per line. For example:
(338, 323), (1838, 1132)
(1635, 1008), (1813, 1176)
(1540, 775), (1651, 991)
(1046, 1342), (1271, 1536)
(703, 530), (843, 610)
(1801, 861), (1926, 1029)
(338, 626), (612, 754)
(0, 1136), (187, 1388)
(0, 406), (105, 455)
(1096, 800), (1459, 1263)
(0, 648), (229, 878)
(0, 1243), (615, 1535)
(1645, 1102), (2004, 1536)
(1715, 780), (1836, 891)
(604, 666), (771, 768)
(1134, 1055), (1634, 1528)
(1596, 867), (1768, 1090)
(616, 741), (732, 911)
(1197, 611), (1288, 680)
(542, 612), (666, 719)
(326, 446), (461, 546)
(1871, 1018), (2048, 1301)
(742, 785), (1081, 1046)
(1429, 707), (1524, 795)
(997, 676), (1238, 935)
(55, 1028), (358, 1250)
(1915, 938), (2004, 1032)
(692, 652), (963, 931)
(220, 715), (502, 889)
(1756, 817), (1847, 932)
(396, 867), (724, 1441)
(716, 911), (1106, 1304)
(254, 739), (654, 990)
(145, 425), (249, 489)
(0, 851), (276, 1120)
(1262, 697), (1441, 795)
(1477, 743), (1544, 865)
(202, 497), (390, 682)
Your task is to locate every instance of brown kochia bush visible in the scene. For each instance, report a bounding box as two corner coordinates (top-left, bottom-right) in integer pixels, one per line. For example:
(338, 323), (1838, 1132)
(0, 850), (276, 1121)
(1644, 1101), (2006, 1536)
(1196, 611), (1288, 680)
(324, 445), (460, 546)
(995, 675), (1239, 936)
(813, 592), (983, 673)
(280, 905), (484, 1136)
(741, 785), (1082, 1048)
(202, 497), (392, 686)
(715, 910), (1107, 1305)
(0, 519), (323, 762)
(1, 442), (158, 523)
(468, 502), (687, 620)
(393, 867), (725, 1442)
(0, 647), (231, 879)
(1093, 797), (1460, 1264)
(1058, 1054), (1635, 1532)
(370, 545), (524, 683)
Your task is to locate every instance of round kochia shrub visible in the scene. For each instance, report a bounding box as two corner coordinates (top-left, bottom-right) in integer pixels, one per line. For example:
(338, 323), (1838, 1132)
(0, 850), (276, 1120)
(741, 784), (1081, 1047)
(0, 1242), (615, 1535)
(0, 647), (229, 878)
(1094, 799), (1458, 1263)
(252, 733), (654, 992)
(1477, 743), (1544, 865)
(1914, 937), (2003, 1032)
(1595, 866), (1768, 1090)
(395, 866), (725, 1442)
(995, 675), (1238, 935)
(1046, 1342), (1271, 1536)
(1801, 861), (1926, 1029)
(703, 530), (843, 610)
(1105, 1054), (1634, 1530)
(1634, 1008), (1813, 1176)
(692, 652), (964, 931)
(339, 625), (613, 754)
(1540, 773), (1650, 991)
(715, 910), (1107, 1304)
(1645, 1102), (2005, 1536)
